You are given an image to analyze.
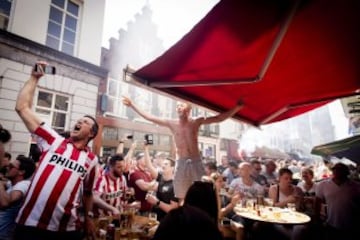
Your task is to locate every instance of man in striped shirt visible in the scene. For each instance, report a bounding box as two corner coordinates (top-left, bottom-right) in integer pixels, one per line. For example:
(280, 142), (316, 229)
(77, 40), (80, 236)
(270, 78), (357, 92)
(93, 154), (128, 216)
(14, 62), (99, 240)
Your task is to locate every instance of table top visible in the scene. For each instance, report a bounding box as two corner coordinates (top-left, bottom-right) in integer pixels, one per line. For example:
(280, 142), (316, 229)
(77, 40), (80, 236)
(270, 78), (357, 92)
(95, 214), (159, 240)
(234, 205), (311, 225)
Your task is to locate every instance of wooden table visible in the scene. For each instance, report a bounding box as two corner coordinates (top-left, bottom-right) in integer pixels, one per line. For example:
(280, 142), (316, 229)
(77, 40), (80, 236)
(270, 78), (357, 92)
(94, 215), (158, 240)
(234, 205), (311, 225)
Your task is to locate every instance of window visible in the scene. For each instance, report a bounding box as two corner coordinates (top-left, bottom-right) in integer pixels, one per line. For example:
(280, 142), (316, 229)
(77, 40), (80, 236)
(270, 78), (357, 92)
(102, 147), (116, 158)
(102, 127), (119, 141)
(159, 134), (171, 146)
(35, 90), (70, 133)
(133, 87), (152, 121)
(105, 78), (127, 117)
(135, 88), (152, 111)
(0, 0), (12, 30)
(46, 0), (79, 55)
(203, 143), (216, 159)
(157, 95), (173, 118)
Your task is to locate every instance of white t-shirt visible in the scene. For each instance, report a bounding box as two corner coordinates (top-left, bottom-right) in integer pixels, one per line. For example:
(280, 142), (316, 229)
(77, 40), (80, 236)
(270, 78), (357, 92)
(297, 181), (317, 196)
(229, 177), (264, 198)
(0, 180), (30, 240)
(316, 179), (360, 230)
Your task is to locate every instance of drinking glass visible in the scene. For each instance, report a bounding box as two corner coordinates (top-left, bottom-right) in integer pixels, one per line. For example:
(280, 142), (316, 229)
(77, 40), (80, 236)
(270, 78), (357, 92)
(120, 210), (129, 229)
(148, 212), (157, 223)
(265, 198), (274, 207)
(287, 203), (296, 211)
(246, 198), (255, 210)
(124, 187), (134, 202)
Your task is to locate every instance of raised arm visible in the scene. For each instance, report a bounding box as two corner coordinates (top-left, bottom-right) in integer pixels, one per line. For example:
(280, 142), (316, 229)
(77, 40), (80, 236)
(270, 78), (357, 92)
(122, 96), (170, 127)
(15, 63), (45, 133)
(116, 139), (125, 155)
(199, 100), (243, 125)
(144, 143), (158, 179)
(124, 140), (137, 172)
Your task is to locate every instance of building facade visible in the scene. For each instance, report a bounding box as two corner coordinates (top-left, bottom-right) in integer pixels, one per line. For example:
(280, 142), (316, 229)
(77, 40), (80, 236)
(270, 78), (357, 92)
(0, 0), (107, 157)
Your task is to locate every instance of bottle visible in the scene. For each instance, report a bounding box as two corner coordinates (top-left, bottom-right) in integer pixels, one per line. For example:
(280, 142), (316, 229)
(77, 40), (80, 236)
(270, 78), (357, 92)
(106, 223), (115, 240)
(257, 194), (264, 206)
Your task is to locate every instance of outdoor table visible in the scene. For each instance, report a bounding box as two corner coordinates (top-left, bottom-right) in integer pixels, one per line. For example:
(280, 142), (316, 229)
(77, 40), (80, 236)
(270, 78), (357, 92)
(94, 214), (159, 240)
(234, 205), (311, 225)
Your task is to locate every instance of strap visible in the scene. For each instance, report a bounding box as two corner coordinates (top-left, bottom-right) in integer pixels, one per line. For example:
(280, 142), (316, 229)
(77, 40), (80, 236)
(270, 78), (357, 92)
(276, 184), (280, 203)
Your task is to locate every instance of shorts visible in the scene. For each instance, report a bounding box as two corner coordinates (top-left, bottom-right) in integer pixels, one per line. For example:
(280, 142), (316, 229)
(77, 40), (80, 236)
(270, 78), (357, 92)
(173, 158), (205, 199)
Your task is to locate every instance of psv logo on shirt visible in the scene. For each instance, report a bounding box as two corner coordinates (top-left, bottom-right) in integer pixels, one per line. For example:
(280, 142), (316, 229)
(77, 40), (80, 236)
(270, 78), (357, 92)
(49, 154), (87, 178)
(104, 190), (123, 200)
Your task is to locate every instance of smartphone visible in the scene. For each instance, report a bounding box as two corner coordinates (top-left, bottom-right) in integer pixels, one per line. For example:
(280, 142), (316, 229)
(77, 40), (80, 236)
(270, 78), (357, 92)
(34, 64), (56, 75)
(144, 134), (153, 145)
(221, 218), (231, 226)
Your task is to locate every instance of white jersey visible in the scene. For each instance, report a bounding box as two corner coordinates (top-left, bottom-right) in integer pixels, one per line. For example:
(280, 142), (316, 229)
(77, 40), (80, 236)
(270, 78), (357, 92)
(16, 123), (98, 231)
(93, 172), (128, 216)
(229, 177), (264, 198)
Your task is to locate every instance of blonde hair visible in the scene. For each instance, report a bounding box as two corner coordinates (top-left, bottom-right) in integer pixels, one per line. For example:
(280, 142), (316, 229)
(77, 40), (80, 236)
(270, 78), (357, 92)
(177, 101), (192, 110)
(210, 172), (223, 182)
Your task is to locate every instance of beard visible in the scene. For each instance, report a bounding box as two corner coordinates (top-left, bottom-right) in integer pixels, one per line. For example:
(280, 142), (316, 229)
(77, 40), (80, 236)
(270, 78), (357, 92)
(112, 170), (122, 178)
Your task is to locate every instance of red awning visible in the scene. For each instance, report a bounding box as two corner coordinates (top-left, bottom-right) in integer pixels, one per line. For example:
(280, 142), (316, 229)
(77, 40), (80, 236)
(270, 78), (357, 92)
(132, 0), (360, 126)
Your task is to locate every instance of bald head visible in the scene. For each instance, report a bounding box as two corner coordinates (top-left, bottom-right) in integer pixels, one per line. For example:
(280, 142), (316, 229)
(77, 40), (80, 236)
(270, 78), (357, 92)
(239, 162), (252, 178)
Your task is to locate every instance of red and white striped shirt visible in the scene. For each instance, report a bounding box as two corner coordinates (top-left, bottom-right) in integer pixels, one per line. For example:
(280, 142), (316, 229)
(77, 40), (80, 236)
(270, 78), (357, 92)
(93, 172), (128, 216)
(16, 123), (98, 231)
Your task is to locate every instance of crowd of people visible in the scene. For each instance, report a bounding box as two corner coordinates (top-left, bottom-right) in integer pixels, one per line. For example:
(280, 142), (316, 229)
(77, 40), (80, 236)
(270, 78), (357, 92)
(0, 62), (359, 240)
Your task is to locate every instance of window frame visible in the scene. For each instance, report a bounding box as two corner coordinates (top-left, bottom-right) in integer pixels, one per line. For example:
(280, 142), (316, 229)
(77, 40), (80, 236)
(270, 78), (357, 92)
(0, 0), (14, 30)
(105, 78), (128, 117)
(34, 89), (71, 133)
(133, 88), (153, 122)
(46, 0), (81, 55)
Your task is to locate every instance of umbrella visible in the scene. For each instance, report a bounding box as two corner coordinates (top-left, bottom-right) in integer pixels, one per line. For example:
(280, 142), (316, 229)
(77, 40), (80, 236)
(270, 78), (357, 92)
(129, 0), (360, 126)
(311, 135), (360, 164)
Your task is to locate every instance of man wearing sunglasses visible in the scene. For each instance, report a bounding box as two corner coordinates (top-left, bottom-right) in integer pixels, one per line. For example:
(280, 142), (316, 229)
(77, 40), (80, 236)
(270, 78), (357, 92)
(0, 155), (35, 240)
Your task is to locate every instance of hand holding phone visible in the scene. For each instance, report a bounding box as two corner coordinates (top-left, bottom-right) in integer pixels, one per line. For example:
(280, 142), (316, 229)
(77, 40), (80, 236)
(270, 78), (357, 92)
(34, 63), (56, 75)
(144, 134), (153, 145)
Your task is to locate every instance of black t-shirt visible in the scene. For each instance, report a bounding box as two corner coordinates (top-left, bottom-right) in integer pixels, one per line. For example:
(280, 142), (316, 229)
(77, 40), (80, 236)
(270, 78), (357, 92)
(154, 174), (178, 220)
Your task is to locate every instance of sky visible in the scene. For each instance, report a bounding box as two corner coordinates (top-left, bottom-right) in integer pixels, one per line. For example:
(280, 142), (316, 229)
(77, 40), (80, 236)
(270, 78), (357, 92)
(102, 0), (219, 48)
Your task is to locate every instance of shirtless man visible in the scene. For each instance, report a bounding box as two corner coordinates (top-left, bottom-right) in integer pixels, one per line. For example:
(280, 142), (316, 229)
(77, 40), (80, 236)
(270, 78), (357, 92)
(122, 96), (243, 201)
